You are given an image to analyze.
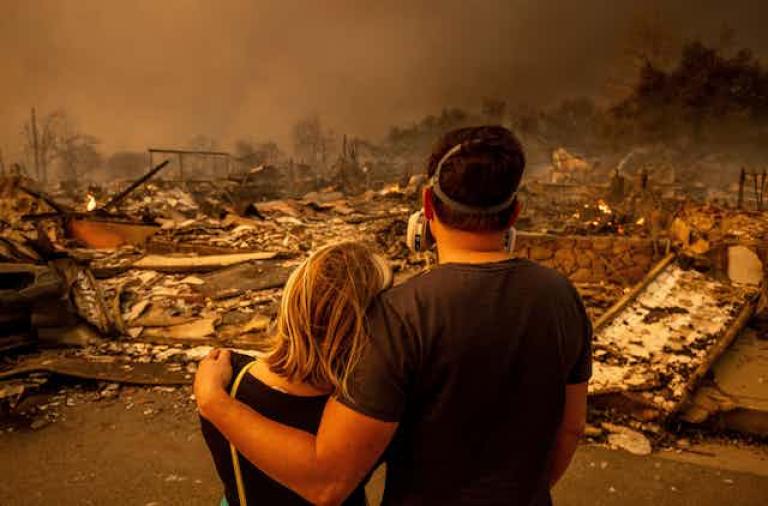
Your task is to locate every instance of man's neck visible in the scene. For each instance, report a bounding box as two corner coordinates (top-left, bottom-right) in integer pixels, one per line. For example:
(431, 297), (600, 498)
(430, 218), (513, 265)
(437, 246), (510, 265)
(436, 234), (511, 265)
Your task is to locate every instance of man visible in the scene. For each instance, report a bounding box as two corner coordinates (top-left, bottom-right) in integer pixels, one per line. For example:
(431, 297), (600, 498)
(196, 126), (592, 505)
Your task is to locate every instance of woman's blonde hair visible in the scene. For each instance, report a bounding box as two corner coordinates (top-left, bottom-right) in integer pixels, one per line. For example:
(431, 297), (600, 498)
(266, 242), (388, 398)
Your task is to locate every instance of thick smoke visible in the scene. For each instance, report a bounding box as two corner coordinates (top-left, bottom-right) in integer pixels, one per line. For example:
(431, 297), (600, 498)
(1, 0), (767, 158)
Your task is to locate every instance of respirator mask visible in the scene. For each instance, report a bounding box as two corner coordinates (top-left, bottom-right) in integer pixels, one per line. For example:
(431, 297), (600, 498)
(405, 142), (518, 254)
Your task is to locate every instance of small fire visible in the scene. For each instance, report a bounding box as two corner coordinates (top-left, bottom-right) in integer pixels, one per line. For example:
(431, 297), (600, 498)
(379, 183), (401, 195)
(636, 217), (646, 226)
(596, 199), (612, 215)
(86, 193), (97, 212)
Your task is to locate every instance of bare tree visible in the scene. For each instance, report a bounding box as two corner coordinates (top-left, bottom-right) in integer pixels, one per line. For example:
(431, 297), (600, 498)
(22, 110), (103, 183)
(292, 115), (333, 166)
(56, 130), (102, 182)
(22, 109), (68, 183)
(605, 9), (678, 100)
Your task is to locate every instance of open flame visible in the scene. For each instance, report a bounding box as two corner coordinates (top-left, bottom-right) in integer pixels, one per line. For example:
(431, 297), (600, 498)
(596, 199), (612, 215)
(379, 183), (401, 195)
(636, 217), (646, 226)
(86, 193), (97, 212)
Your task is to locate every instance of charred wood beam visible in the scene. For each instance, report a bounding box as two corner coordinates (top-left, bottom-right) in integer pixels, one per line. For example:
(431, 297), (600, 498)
(18, 185), (69, 215)
(101, 159), (170, 211)
(0, 355), (191, 386)
(148, 148), (231, 157)
(593, 253), (676, 332)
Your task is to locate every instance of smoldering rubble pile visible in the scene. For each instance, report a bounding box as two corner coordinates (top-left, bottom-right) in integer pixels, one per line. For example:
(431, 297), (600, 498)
(590, 261), (759, 417)
(668, 202), (768, 254)
(521, 167), (670, 238)
(0, 177), (425, 416)
(84, 187), (419, 346)
(523, 154), (768, 245)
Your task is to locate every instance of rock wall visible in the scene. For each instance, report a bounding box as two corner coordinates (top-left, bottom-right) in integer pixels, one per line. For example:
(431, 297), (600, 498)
(514, 233), (657, 285)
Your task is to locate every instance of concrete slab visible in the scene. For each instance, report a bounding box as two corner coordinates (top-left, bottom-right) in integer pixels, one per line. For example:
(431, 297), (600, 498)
(683, 327), (768, 436)
(713, 329), (768, 412)
(727, 246), (764, 286)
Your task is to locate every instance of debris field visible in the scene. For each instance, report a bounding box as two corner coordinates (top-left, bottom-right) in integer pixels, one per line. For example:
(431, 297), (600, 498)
(1, 157), (767, 453)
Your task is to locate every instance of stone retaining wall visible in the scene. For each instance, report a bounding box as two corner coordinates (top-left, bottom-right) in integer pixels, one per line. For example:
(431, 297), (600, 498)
(514, 233), (657, 285)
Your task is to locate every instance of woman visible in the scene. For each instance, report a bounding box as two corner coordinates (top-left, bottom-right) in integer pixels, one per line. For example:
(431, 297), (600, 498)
(199, 242), (391, 506)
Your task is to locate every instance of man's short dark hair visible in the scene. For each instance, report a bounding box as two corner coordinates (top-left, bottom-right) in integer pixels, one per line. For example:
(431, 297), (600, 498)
(426, 125), (525, 232)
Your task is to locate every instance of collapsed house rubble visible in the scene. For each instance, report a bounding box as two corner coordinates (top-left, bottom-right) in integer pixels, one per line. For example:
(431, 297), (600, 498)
(1, 155), (767, 449)
(683, 317), (768, 436)
(589, 256), (760, 420)
(0, 165), (421, 418)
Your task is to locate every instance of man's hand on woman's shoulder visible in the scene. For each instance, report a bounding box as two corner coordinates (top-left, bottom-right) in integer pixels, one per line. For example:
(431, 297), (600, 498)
(194, 348), (233, 418)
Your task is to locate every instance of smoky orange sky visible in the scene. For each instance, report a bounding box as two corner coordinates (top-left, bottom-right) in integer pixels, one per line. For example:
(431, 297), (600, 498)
(1, 0), (767, 160)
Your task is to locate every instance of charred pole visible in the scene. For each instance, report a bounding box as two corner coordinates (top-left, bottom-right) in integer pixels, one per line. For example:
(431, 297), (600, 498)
(737, 167), (745, 209)
(101, 159), (170, 211)
(18, 185), (68, 215)
(752, 170), (761, 211)
(30, 107), (41, 183)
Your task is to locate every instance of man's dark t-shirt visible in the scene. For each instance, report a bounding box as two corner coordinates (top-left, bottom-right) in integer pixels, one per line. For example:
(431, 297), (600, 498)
(338, 259), (592, 506)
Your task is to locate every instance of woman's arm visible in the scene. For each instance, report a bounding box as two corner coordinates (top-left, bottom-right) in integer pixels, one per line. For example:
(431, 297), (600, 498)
(196, 349), (397, 506)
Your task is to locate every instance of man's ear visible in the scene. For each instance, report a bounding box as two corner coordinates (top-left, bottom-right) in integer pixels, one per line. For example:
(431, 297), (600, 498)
(423, 187), (435, 220)
(507, 199), (522, 227)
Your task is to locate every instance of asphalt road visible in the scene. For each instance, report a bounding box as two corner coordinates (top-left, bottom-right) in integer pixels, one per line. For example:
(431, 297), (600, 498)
(1, 387), (766, 505)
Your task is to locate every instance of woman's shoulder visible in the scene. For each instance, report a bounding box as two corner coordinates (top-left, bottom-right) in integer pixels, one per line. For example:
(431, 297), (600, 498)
(227, 351), (260, 387)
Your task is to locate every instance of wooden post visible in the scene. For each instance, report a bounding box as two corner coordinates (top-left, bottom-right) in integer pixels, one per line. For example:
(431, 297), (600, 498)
(752, 170), (760, 211)
(737, 167), (745, 209)
(31, 108), (41, 182)
(592, 253), (676, 332)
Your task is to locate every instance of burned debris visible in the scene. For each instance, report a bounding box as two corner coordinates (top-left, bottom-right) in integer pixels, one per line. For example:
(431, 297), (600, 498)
(590, 259), (759, 420)
(0, 156), (418, 418)
(1, 134), (767, 453)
